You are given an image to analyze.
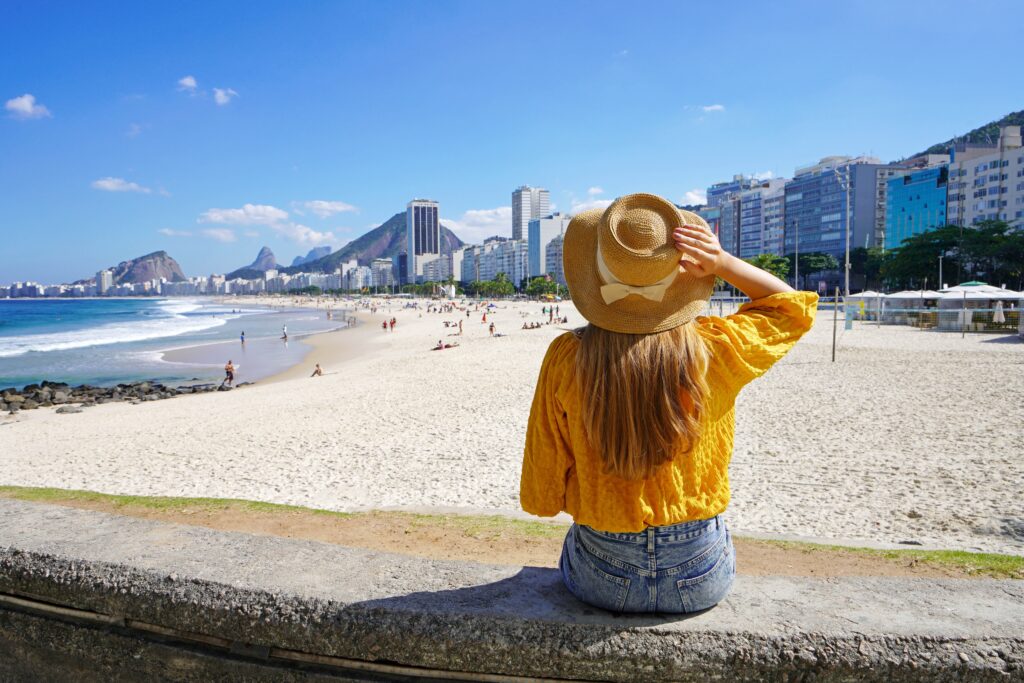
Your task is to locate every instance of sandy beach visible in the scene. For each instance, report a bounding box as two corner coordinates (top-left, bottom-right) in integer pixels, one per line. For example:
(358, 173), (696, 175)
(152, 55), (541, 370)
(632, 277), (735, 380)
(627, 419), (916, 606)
(1, 297), (1021, 555)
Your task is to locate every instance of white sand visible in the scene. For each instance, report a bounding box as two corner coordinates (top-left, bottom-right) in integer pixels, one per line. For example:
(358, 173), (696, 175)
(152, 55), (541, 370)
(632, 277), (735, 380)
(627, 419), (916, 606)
(1, 297), (1021, 555)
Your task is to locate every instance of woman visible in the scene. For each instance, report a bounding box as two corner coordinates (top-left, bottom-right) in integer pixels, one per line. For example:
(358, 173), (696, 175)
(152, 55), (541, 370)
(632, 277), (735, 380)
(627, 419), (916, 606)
(521, 194), (816, 614)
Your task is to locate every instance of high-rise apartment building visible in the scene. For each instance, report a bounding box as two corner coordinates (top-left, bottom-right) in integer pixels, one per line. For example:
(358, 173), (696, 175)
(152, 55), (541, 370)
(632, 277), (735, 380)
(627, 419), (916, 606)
(406, 199), (440, 282)
(512, 186), (550, 240)
(947, 126), (1023, 228)
(95, 269), (113, 295)
(884, 166), (949, 250)
(783, 156), (889, 261)
(706, 175), (760, 209)
(527, 213), (570, 278)
(738, 179), (787, 258)
(545, 235), (566, 287)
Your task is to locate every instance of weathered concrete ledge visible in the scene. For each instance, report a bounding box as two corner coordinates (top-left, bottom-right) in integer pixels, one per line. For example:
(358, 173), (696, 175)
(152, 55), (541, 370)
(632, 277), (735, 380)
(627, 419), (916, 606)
(0, 499), (1021, 682)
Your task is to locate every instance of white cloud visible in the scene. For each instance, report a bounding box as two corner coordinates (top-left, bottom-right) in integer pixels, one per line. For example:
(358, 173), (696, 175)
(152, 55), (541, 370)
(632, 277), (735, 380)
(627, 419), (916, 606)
(681, 189), (707, 206)
(202, 228), (237, 243)
(587, 186), (604, 197)
(570, 197), (614, 214)
(126, 123), (144, 138)
(198, 203), (289, 226)
(701, 104), (725, 113)
(177, 75), (198, 93)
(752, 170), (774, 180)
(158, 228), (192, 237)
(271, 222), (335, 247)
(91, 177), (152, 194)
(293, 199), (357, 219)
(213, 87), (238, 105)
(442, 206), (512, 244)
(5, 93), (51, 120)
(244, 230), (260, 238)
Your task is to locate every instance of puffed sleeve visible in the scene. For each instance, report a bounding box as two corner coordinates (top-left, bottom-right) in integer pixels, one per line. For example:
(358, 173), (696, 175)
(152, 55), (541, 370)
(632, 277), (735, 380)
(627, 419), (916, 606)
(520, 333), (576, 517)
(697, 291), (818, 389)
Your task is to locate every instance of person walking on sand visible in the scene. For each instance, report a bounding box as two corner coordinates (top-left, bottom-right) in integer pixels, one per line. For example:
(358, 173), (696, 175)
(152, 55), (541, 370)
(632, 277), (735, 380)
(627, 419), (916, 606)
(240, 331), (245, 344)
(310, 363), (323, 377)
(458, 319), (463, 335)
(521, 194), (816, 614)
(382, 321), (388, 332)
(223, 360), (235, 387)
(390, 317), (396, 331)
(281, 324), (288, 341)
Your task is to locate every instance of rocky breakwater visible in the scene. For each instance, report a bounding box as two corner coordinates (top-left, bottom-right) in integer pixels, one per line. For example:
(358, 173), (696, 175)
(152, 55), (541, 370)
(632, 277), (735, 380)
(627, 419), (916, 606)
(1, 379), (247, 415)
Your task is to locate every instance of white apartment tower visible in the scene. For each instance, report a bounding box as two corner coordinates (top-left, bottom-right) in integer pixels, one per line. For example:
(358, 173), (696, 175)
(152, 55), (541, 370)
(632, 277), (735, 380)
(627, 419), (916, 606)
(406, 199), (441, 282)
(512, 186), (550, 241)
(95, 269), (113, 295)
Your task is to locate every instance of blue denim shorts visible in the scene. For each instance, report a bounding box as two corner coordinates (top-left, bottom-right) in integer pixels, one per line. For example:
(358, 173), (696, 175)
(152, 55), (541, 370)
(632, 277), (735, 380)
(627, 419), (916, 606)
(559, 516), (735, 614)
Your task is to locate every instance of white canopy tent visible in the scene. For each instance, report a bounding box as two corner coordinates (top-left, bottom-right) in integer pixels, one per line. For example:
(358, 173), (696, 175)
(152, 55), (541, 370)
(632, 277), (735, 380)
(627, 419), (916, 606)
(935, 283), (1022, 331)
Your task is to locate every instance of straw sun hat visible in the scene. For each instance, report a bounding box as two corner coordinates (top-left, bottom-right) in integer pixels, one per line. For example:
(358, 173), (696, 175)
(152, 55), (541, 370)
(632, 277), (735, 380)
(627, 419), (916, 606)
(562, 193), (714, 334)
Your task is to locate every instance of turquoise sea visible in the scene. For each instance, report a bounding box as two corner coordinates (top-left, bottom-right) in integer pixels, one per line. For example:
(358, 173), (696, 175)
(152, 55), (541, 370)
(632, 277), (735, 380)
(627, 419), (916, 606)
(0, 298), (346, 388)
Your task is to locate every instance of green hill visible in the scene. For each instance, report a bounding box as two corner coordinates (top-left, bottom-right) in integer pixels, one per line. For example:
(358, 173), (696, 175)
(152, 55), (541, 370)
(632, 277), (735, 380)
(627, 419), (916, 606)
(914, 109), (1024, 157)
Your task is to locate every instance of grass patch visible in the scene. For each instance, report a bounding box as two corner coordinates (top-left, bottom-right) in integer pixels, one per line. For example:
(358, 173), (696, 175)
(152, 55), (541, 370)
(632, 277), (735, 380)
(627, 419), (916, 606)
(2, 485), (1020, 578)
(754, 538), (1024, 579)
(0, 485), (354, 519)
(398, 511), (568, 540)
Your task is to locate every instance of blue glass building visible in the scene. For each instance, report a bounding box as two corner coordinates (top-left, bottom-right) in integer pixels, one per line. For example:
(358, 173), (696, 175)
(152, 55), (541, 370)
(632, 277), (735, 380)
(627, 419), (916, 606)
(884, 166), (948, 250)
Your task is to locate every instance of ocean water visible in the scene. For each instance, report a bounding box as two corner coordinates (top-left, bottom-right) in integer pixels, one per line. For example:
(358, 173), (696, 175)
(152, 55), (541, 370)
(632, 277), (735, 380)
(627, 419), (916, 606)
(0, 298), (347, 388)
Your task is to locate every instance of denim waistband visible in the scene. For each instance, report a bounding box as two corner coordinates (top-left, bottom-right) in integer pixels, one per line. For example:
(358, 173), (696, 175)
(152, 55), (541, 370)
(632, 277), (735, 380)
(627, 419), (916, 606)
(581, 515), (721, 544)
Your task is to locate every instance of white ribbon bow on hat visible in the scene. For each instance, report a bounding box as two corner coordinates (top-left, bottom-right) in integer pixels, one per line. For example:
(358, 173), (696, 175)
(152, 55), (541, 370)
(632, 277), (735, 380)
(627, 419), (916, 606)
(597, 250), (678, 305)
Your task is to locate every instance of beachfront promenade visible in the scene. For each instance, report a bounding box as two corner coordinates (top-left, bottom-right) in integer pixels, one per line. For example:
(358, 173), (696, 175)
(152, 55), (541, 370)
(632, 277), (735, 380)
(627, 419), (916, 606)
(2, 498), (1021, 681)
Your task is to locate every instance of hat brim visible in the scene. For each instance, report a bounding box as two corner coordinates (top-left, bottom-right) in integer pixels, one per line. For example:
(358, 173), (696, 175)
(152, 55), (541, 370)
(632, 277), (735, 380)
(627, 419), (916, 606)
(563, 207), (715, 334)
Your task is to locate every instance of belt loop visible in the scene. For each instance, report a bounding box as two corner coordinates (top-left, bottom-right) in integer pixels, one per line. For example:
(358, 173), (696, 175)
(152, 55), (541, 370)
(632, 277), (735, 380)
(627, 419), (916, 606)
(646, 527), (654, 553)
(715, 515), (721, 530)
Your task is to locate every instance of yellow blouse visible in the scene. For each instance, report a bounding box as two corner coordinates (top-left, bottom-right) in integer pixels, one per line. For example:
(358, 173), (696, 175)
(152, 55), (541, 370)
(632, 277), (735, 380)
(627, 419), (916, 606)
(520, 291), (819, 532)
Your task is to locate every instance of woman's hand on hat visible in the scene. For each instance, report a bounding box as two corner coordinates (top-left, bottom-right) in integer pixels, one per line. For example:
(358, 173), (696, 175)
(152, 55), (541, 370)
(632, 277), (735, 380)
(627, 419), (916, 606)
(673, 225), (726, 277)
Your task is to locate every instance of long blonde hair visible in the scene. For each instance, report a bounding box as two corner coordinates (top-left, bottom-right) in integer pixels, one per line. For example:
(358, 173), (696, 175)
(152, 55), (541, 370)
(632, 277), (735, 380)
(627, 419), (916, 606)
(575, 322), (710, 480)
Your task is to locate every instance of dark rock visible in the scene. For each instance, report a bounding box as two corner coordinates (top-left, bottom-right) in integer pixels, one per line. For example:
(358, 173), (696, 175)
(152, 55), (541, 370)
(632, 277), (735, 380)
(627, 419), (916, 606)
(5, 394), (25, 404)
(7, 404), (19, 413)
(22, 384), (39, 393)
(217, 385), (232, 392)
(52, 391), (69, 404)
(55, 406), (83, 415)
(21, 399), (39, 410)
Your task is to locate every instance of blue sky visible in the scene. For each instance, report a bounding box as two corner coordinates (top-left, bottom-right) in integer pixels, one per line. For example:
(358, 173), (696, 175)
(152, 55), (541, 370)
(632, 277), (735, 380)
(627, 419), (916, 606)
(2, 0), (1019, 283)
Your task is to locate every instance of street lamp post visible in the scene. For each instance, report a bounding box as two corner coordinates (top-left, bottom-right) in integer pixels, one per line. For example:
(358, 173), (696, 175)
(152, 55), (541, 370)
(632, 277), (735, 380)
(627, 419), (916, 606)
(835, 165), (852, 297)
(794, 218), (800, 290)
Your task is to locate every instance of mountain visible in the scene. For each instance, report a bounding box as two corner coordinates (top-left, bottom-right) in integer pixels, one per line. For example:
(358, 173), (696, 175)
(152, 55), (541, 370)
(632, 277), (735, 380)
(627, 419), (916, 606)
(281, 213), (465, 274)
(85, 251), (186, 285)
(290, 246), (332, 267)
(912, 110), (1024, 158)
(227, 246), (277, 280)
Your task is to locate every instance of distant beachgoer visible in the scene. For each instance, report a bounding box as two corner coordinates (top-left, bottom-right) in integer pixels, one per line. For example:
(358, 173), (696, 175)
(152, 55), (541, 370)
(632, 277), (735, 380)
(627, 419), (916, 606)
(549, 309), (554, 324)
(489, 322), (495, 336)
(466, 310), (470, 318)
(458, 319), (463, 334)
(240, 331), (245, 344)
(520, 194), (816, 614)
(390, 318), (396, 331)
(282, 324), (288, 340)
(223, 360), (235, 387)
(434, 339), (444, 350)
(382, 321), (388, 332)
(482, 312), (487, 323)
(556, 305), (560, 316)
(311, 363), (323, 377)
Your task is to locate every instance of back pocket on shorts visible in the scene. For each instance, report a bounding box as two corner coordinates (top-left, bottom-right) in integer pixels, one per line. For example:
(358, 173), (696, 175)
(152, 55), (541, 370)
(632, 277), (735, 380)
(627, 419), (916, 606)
(567, 542), (632, 612)
(675, 543), (734, 613)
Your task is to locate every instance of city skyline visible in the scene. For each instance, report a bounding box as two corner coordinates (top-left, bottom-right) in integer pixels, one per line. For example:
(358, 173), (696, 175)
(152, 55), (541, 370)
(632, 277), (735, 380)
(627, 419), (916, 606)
(2, 1), (1020, 282)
